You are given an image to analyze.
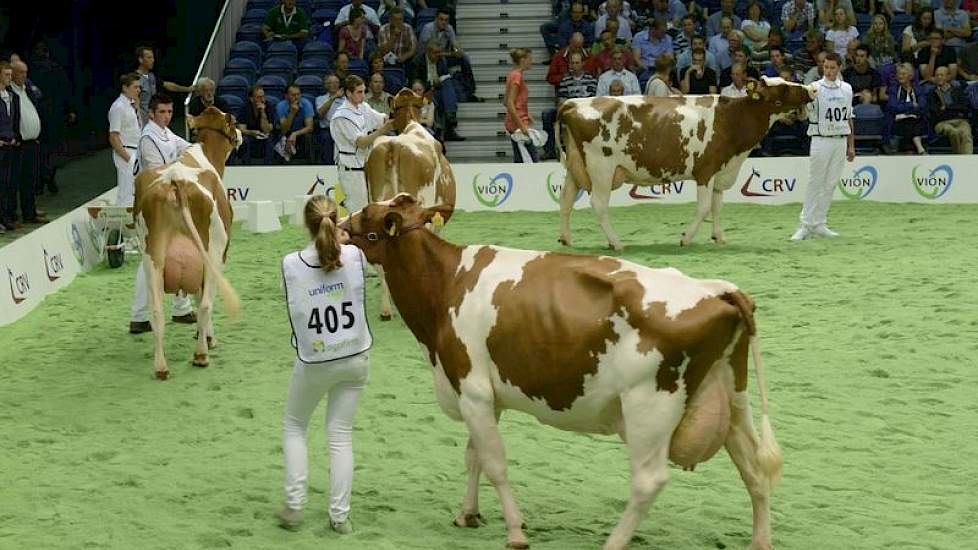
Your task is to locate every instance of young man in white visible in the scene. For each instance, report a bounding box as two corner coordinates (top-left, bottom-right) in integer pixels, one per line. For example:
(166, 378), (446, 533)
(129, 93), (194, 334)
(108, 73), (142, 207)
(791, 52), (854, 241)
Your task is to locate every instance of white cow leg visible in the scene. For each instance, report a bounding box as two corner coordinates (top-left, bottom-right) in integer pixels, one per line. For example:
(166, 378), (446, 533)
(558, 173), (579, 247)
(604, 386), (681, 550)
(711, 189), (726, 245)
(590, 183), (622, 252)
(459, 395), (527, 549)
(453, 435), (486, 528)
(377, 265), (393, 321)
(193, 272), (216, 367)
(725, 392), (775, 550)
(681, 184), (712, 246)
(144, 253), (169, 380)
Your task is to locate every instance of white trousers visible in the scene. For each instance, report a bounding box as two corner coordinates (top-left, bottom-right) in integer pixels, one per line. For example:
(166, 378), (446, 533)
(283, 352), (369, 523)
(130, 258), (193, 322)
(113, 150), (138, 207)
(338, 167), (369, 214)
(800, 136), (847, 228)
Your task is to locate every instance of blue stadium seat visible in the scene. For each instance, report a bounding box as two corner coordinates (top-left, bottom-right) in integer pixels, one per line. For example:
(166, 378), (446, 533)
(217, 75), (251, 101)
(853, 103), (885, 154)
(298, 57), (332, 78)
(257, 75), (288, 101)
(382, 67), (406, 94)
(237, 23), (264, 44)
(296, 74), (325, 97)
(415, 8), (437, 33)
(242, 8), (267, 26)
(348, 58), (369, 79)
(231, 41), (263, 67)
(262, 57), (297, 82)
(302, 40), (334, 61)
(224, 57), (258, 83)
(249, 0), (276, 9)
(219, 94), (246, 119)
(313, 0), (345, 9)
(267, 40), (299, 66)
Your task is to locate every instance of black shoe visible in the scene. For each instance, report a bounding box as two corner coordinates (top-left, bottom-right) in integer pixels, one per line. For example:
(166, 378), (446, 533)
(129, 321), (152, 334)
(445, 132), (466, 141)
(172, 312), (198, 324)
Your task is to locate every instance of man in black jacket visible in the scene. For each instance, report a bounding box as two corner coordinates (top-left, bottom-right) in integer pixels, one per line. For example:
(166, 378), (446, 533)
(927, 66), (973, 154)
(0, 61), (23, 232)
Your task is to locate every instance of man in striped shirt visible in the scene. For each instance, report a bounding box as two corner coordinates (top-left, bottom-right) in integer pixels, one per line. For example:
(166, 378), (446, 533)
(543, 52), (598, 160)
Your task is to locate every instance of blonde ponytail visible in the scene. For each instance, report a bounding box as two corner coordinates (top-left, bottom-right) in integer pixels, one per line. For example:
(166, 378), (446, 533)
(304, 195), (343, 272)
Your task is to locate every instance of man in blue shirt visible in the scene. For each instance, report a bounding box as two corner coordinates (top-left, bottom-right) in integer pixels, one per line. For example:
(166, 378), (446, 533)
(276, 83), (315, 163)
(632, 18), (673, 76)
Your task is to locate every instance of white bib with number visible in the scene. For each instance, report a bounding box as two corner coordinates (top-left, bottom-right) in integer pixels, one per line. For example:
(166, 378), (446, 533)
(807, 77), (854, 137)
(283, 244), (372, 363)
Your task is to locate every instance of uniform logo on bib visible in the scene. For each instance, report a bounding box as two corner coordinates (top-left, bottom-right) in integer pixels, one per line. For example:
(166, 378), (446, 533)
(309, 281), (346, 299)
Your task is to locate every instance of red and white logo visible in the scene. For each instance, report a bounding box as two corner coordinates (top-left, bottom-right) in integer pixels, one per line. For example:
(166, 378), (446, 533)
(8, 267), (29, 304)
(44, 248), (65, 282)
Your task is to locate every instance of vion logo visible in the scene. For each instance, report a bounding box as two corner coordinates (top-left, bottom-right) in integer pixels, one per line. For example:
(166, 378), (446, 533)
(44, 249), (65, 282)
(8, 267), (29, 304)
(838, 166), (878, 200)
(740, 167), (797, 197)
(472, 172), (514, 208)
(912, 164), (953, 200)
(546, 171), (584, 204)
(628, 182), (685, 200)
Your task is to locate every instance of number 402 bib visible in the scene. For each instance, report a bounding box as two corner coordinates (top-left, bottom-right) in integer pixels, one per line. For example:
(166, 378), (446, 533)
(283, 244), (372, 363)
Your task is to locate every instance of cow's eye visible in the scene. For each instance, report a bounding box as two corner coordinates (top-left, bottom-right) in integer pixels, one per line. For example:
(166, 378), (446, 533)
(775, 100), (783, 106)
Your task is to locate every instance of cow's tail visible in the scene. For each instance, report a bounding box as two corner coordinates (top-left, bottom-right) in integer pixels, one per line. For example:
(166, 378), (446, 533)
(554, 109), (565, 162)
(727, 290), (782, 488)
(172, 179), (241, 319)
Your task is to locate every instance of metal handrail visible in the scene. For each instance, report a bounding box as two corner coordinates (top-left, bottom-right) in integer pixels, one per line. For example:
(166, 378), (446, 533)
(184, 0), (247, 137)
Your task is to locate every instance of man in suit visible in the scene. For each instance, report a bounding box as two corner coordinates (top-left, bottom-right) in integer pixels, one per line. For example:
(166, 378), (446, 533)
(411, 40), (465, 141)
(0, 61), (22, 232)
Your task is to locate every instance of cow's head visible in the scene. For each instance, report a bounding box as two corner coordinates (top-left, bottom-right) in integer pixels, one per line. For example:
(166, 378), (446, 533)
(339, 193), (453, 264)
(746, 76), (816, 121)
(187, 106), (242, 159)
(390, 88), (424, 133)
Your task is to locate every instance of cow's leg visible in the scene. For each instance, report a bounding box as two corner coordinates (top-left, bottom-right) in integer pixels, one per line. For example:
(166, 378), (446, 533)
(459, 393), (527, 549)
(558, 171), (579, 247)
(604, 386), (684, 550)
(193, 271), (214, 367)
(711, 189), (726, 245)
(680, 183), (712, 246)
(725, 391), (775, 550)
(453, 435), (487, 528)
(591, 167), (626, 251)
(378, 265), (393, 321)
(143, 251), (169, 380)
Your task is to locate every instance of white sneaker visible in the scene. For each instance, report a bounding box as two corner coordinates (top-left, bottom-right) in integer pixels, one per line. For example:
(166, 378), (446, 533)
(812, 225), (839, 238)
(789, 226), (812, 241)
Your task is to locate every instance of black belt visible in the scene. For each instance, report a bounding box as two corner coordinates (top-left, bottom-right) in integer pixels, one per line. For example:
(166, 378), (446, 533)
(124, 145), (138, 149)
(341, 166), (364, 171)
(813, 135), (847, 139)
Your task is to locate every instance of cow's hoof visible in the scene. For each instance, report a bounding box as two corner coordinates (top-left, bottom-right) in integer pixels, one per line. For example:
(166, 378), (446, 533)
(712, 235), (726, 245)
(506, 540), (530, 549)
(192, 354), (209, 367)
(608, 243), (624, 252)
(206, 336), (217, 349)
(453, 513), (484, 528)
(379, 312), (393, 322)
(557, 237), (572, 247)
(155, 369), (170, 381)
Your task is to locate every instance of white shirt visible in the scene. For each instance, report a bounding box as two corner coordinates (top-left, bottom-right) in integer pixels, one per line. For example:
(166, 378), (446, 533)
(807, 76), (853, 137)
(139, 120), (190, 171)
(108, 94), (142, 148)
(596, 69), (641, 96)
(334, 4), (382, 39)
(721, 83), (748, 97)
(329, 101), (387, 168)
(10, 83), (41, 141)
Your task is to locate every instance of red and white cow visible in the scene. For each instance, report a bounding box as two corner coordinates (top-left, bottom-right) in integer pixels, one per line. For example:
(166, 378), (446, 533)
(556, 76), (815, 250)
(365, 88), (456, 320)
(341, 194), (782, 550)
(133, 107), (241, 380)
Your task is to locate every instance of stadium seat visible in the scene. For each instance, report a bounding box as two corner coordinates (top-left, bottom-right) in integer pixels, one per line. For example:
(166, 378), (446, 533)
(217, 75), (251, 101)
(236, 23), (264, 44)
(314, 0), (346, 9)
(296, 74), (325, 97)
(302, 40), (334, 62)
(257, 74), (288, 101)
(853, 104), (885, 154)
(267, 40), (299, 66)
(348, 58), (369, 79)
(219, 94), (246, 119)
(231, 41), (263, 68)
(242, 8), (267, 26)
(249, 0), (276, 9)
(382, 67), (406, 94)
(298, 57), (332, 78)
(415, 8), (437, 33)
(224, 57), (258, 83)
(262, 57), (297, 82)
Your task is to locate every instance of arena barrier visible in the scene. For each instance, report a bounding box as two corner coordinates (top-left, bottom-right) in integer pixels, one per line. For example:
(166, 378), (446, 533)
(2, 155), (974, 326)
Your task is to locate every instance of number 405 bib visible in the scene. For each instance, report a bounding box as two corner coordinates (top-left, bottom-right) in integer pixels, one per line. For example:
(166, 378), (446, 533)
(283, 244), (372, 363)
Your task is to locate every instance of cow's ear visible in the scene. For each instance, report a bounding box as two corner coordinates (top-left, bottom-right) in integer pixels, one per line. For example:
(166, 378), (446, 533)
(383, 211), (403, 236)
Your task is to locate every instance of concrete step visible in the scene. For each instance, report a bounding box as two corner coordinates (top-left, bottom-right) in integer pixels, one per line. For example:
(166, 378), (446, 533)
(444, 136), (515, 160)
(456, 3), (553, 18)
(471, 63), (548, 82)
(457, 98), (555, 119)
(467, 47), (549, 65)
(462, 0), (551, 5)
(477, 80), (554, 99)
(461, 33), (546, 50)
(457, 17), (546, 35)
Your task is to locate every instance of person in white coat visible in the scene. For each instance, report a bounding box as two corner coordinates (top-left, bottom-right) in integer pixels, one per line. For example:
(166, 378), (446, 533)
(128, 93), (195, 334)
(329, 75), (395, 215)
(791, 51), (854, 241)
(108, 73), (142, 206)
(278, 195), (372, 535)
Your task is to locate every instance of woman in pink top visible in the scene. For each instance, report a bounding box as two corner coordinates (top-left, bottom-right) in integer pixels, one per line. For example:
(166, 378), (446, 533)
(338, 8), (368, 60)
(504, 48), (537, 162)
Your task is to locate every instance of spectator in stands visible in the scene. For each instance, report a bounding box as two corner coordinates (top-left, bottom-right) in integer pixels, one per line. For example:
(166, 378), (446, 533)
(334, 52), (352, 83)
(782, 0), (817, 38)
(753, 27), (787, 62)
(134, 46), (193, 127)
(598, 0), (637, 23)
(418, 8), (480, 102)
(188, 77), (231, 117)
(804, 50), (829, 83)
(741, 2), (771, 52)
(237, 85), (275, 165)
(794, 30), (825, 74)
(560, 3), (596, 48)
(680, 48), (718, 93)
(547, 32), (592, 87)
(825, 7), (860, 58)
(672, 15), (698, 54)
(678, 34), (720, 74)
(379, 0), (415, 20)
(917, 29), (958, 82)
(864, 0), (895, 21)
(718, 30), (747, 71)
(366, 73), (391, 115)
(587, 30), (637, 75)
(965, 0), (978, 27)
(262, 0), (310, 46)
(597, 49), (642, 94)
(958, 40), (978, 80)
(335, 0), (382, 39)
(862, 14), (898, 68)
(720, 62), (749, 96)
(315, 74), (345, 164)
(29, 41), (71, 195)
(1, 61), (23, 232)
(707, 0), (742, 38)
(596, 0), (634, 41)
(645, 53), (681, 95)
(504, 48), (541, 163)
(632, 0), (657, 27)
(8, 59), (46, 224)
(708, 18), (733, 61)
(409, 79), (438, 138)
(542, 51), (598, 158)
(903, 8), (937, 62)
(108, 73), (142, 207)
(817, 0), (855, 30)
(600, 18), (631, 52)
(276, 83), (316, 162)
(650, 0), (687, 29)
(369, 54), (386, 77)
(633, 18), (674, 76)
(338, 8), (370, 60)
(377, 8), (417, 69)
(927, 65), (973, 153)
(844, 45), (885, 104)
(719, 48), (761, 86)
(609, 79), (627, 95)
(412, 40), (466, 140)
(885, 62), (928, 154)
(764, 47), (793, 77)
(935, 0), (972, 49)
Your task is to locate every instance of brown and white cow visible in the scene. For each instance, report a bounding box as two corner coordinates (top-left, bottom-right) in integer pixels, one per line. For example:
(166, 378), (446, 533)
(341, 194), (783, 550)
(364, 88), (456, 320)
(133, 106), (242, 380)
(556, 76), (815, 250)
